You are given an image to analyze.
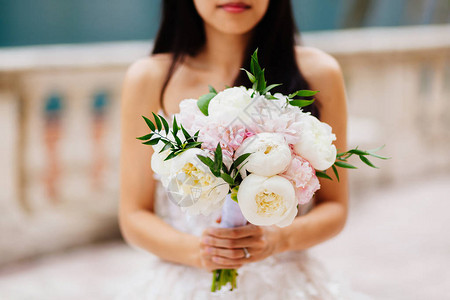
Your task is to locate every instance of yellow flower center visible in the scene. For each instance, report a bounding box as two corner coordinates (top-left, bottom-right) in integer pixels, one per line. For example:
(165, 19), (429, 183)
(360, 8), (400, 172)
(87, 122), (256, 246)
(255, 190), (286, 216)
(181, 162), (211, 186)
(264, 145), (273, 154)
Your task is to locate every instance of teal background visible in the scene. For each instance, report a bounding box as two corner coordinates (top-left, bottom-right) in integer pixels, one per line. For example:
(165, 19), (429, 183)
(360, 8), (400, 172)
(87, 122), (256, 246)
(0, 0), (448, 47)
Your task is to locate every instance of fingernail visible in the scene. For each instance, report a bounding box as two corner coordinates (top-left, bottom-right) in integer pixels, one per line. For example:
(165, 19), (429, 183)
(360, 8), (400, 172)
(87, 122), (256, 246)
(212, 256), (219, 262)
(206, 247), (212, 254)
(202, 237), (210, 244)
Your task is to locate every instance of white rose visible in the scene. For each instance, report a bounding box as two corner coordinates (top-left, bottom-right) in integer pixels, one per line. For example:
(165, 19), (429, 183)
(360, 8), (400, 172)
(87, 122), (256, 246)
(234, 132), (292, 177)
(166, 148), (229, 216)
(237, 174), (297, 227)
(208, 87), (254, 123)
(294, 113), (337, 171)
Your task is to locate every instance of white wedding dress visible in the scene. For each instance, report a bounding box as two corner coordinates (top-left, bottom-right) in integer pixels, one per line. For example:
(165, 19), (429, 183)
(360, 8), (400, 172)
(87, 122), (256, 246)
(116, 176), (370, 300)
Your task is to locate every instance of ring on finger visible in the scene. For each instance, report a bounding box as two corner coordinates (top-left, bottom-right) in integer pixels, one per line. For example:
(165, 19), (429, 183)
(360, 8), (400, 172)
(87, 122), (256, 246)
(243, 247), (251, 259)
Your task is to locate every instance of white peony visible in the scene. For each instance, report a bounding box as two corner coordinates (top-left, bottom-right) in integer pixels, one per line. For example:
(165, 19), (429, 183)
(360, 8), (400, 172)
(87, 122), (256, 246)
(234, 132), (292, 177)
(175, 99), (207, 135)
(151, 141), (173, 186)
(294, 113), (337, 171)
(208, 87), (254, 124)
(237, 174), (297, 227)
(166, 148), (229, 216)
(150, 129), (188, 185)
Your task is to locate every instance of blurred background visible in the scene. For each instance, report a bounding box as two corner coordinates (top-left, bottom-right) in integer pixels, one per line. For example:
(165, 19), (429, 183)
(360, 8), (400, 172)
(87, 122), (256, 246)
(0, 0), (449, 299)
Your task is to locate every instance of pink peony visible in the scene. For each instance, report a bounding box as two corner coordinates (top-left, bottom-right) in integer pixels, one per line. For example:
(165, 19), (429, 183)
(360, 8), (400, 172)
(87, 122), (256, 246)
(245, 95), (305, 145)
(281, 155), (320, 204)
(198, 122), (250, 159)
(295, 175), (320, 205)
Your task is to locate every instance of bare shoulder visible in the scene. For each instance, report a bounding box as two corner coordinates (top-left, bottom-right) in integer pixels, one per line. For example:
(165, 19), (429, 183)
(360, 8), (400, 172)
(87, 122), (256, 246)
(124, 54), (172, 88)
(295, 46), (341, 72)
(122, 53), (172, 111)
(295, 46), (342, 85)
(294, 46), (346, 106)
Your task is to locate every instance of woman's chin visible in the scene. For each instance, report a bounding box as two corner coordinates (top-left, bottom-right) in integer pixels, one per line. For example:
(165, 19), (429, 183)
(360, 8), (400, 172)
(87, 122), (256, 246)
(206, 21), (256, 36)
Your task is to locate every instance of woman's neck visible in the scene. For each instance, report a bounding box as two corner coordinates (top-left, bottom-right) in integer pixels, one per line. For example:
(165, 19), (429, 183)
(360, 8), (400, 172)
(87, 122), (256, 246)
(193, 24), (251, 79)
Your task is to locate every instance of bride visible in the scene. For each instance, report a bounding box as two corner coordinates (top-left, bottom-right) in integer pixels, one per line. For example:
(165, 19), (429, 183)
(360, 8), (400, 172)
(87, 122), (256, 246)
(119, 0), (364, 299)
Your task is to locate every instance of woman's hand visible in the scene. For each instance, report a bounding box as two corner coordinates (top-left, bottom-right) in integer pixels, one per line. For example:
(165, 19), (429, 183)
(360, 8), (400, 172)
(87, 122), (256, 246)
(198, 224), (283, 272)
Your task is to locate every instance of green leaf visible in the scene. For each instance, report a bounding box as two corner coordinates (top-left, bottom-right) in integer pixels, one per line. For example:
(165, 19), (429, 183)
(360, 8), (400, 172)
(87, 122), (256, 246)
(159, 142), (172, 153)
(174, 134), (182, 146)
(347, 149), (369, 156)
(159, 115), (170, 134)
(316, 171), (332, 180)
(214, 143), (223, 172)
(252, 49), (261, 73)
(197, 93), (216, 116)
(197, 155), (215, 169)
(193, 130), (200, 138)
(152, 112), (162, 131)
(262, 83), (282, 94)
(288, 99), (315, 107)
(220, 173), (234, 185)
(367, 152), (390, 160)
(180, 124), (191, 141)
(143, 138), (159, 146)
(231, 153), (252, 171)
(334, 160), (357, 169)
(241, 68), (256, 83)
(252, 81), (258, 92)
(234, 160), (249, 180)
(164, 151), (177, 161)
(185, 142), (203, 149)
(211, 168), (221, 178)
(332, 164), (340, 182)
(208, 85), (217, 94)
(172, 116), (179, 137)
(221, 162), (229, 174)
(142, 116), (155, 131)
(230, 193), (238, 202)
(136, 133), (153, 140)
(368, 145), (385, 153)
(359, 155), (378, 168)
(265, 95), (278, 100)
(250, 49), (259, 74)
(293, 90), (319, 97)
(256, 68), (266, 92)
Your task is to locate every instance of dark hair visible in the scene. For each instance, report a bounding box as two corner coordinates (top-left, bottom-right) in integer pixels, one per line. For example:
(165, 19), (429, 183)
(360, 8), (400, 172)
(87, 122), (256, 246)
(152, 0), (320, 118)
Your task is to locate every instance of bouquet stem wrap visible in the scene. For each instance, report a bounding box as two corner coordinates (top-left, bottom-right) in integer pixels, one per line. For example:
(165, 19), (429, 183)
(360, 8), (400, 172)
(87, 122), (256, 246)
(211, 194), (247, 292)
(220, 194), (247, 228)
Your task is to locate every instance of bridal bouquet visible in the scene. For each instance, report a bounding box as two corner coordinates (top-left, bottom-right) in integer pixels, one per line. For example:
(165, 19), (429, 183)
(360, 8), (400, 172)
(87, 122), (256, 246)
(138, 50), (387, 292)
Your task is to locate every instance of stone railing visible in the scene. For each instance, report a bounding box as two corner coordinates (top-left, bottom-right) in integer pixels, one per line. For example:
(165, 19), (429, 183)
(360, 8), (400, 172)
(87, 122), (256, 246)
(303, 25), (450, 191)
(0, 25), (448, 264)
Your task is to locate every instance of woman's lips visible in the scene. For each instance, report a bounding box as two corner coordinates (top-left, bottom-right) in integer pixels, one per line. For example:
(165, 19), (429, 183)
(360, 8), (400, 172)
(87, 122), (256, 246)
(218, 2), (251, 13)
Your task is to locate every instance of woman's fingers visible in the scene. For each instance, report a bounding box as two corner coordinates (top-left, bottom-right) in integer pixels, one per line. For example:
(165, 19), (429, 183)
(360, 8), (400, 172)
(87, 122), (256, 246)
(211, 255), (247, 267)
(199, 226), (268, 272)
(203, 259), (243, 271)
(204, 246), (246, 259)
(202, 235), (263, 249)
(207, 224), (262, 239)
